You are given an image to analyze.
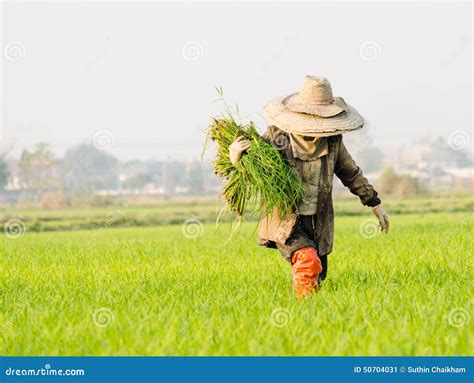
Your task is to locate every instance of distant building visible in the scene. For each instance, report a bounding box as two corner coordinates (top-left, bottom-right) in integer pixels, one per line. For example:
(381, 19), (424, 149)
(394, 137), (472, 191)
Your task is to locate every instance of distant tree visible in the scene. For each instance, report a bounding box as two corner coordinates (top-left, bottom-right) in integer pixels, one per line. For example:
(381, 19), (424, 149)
(122, 160), (147, 173)
(161, 161), (186, 194)
(376, 167), (398, 193)
(122, 173), (152, 190)
(377, 167), (422, 196)
(18, 143), (58, 199)
(62, 143), (119, 192)
(186, 161), (204, 194)
(394, 174), (422, 195)
(145, 161), (163, 186)
(0, 156), (10, 191)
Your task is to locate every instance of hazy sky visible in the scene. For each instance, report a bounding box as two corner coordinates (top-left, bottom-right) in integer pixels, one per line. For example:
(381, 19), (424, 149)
(1, 1), (472, 161)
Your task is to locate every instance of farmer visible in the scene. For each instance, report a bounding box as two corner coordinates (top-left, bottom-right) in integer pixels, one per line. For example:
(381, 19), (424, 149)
(229, 76), (389, 298)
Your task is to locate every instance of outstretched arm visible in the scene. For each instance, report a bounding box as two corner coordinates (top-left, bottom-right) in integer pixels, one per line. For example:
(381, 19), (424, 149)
(334, 138), (389, 232)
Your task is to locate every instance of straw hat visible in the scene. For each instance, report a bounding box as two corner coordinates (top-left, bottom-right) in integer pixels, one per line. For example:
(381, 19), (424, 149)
(263, 76), (364, 137)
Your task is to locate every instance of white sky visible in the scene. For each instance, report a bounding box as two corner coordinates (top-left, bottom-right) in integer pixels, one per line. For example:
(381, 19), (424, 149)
(1, 1), (472, 161)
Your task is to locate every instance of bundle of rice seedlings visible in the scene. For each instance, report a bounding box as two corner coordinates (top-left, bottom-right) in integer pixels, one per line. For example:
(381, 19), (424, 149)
(204, 114), (303, 221)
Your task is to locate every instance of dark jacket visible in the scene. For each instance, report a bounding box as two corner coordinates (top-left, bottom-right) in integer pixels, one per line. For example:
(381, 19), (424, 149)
(258, 126), (381, 256)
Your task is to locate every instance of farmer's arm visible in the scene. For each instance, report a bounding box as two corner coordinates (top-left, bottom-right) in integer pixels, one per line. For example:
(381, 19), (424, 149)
(334, 138), (389, 232)
(334, 138), (380, 207)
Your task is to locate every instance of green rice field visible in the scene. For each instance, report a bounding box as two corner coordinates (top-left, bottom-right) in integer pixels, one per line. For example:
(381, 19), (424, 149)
(1, 202), (472, 356)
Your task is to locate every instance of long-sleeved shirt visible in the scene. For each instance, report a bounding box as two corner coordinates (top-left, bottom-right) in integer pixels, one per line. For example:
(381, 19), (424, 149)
(258, 125), (381, 256)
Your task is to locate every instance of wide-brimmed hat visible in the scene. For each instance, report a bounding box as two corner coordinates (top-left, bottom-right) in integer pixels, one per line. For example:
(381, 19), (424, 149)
(263, 76), (364, 136)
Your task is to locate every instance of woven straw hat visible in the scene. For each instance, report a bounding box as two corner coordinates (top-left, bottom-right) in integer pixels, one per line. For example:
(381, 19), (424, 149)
(263, 76), (364, 136)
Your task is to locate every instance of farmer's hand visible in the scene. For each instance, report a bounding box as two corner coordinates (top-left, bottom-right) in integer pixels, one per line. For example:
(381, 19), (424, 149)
(229, 137), (251, 165)
(372, 205), (389, 233)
